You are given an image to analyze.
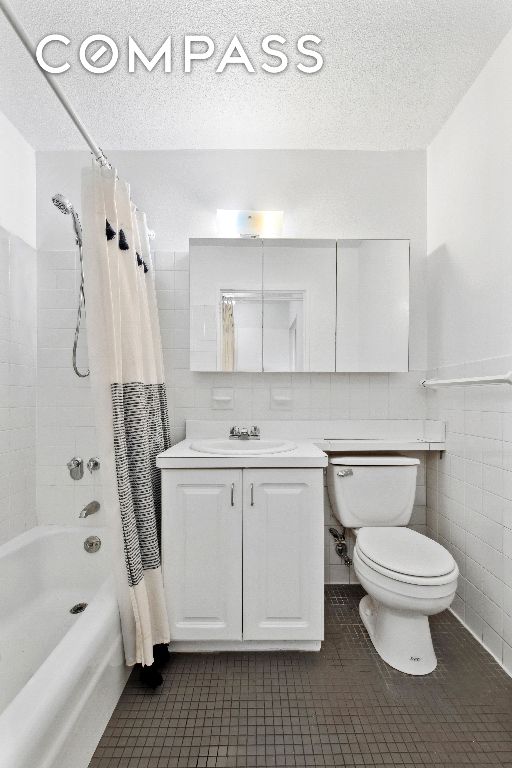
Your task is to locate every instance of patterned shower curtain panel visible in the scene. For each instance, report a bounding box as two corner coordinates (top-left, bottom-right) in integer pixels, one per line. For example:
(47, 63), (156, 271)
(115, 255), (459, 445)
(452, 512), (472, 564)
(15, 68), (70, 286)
(82, 163), (170, 666)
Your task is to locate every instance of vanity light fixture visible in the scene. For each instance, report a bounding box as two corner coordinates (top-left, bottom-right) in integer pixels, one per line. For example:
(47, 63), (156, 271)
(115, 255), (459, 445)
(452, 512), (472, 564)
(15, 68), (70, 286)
(216, 209), (283, 238)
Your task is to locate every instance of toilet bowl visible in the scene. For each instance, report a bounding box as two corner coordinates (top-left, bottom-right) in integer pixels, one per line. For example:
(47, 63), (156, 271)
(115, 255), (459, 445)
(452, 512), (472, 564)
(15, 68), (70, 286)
(327, 455), (459, 675)
(353, 527), (459, 674)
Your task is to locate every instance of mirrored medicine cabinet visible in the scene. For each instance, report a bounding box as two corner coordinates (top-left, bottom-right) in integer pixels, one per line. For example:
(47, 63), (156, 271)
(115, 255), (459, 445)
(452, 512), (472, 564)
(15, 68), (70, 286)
(188, 237), (410, 373)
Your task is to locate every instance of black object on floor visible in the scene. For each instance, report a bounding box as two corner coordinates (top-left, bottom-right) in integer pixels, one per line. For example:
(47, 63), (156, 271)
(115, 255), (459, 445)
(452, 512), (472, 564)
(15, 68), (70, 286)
(89, 585), (512, 767)
(153, 642), (172, 668)
(138, 643), (172, 689)
(139, 663), (163, 689)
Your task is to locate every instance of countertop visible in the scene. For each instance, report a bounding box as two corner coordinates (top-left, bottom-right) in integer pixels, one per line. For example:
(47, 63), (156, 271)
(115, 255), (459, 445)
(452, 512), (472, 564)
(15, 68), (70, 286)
(156, 439), (328, 469)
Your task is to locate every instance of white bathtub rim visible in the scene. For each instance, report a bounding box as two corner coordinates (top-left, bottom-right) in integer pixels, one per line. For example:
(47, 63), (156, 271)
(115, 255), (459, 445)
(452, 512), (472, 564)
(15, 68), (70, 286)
(0, 524), (106, 559)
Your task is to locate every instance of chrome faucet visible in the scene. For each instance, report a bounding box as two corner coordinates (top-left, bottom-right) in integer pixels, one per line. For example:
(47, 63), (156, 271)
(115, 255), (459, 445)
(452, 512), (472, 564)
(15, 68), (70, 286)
(79, 500), (100, 518)
(229, 426), (260, 440)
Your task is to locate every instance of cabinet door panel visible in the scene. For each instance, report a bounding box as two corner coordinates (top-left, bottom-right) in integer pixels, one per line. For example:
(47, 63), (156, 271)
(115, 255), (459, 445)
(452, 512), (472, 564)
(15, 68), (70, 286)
(162, 469), (242, 640)
(336, 239), (410, 372)
(243, 469), (324, 640)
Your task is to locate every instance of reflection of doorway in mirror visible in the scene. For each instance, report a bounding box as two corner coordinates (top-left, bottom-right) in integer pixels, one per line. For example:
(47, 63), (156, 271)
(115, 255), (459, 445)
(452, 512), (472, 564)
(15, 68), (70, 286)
(263, 291), (305, 372)
(220, 291), (263, 372)
(219, 290), (305, 372)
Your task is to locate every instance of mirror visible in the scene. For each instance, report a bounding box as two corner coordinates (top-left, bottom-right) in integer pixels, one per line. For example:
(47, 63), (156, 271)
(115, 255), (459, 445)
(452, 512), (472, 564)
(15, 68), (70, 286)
(262, 241), (336, 371)
(189, 239), (262, 371)
(189, 238), (410, 373)
(336, 239), (409, 372)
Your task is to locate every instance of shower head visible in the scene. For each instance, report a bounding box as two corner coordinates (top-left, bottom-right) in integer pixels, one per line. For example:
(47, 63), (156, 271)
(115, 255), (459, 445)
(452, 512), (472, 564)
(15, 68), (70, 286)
(52, 192), (83, 247)
(51, 191), (88, 377)
(52, 193), (74, 215)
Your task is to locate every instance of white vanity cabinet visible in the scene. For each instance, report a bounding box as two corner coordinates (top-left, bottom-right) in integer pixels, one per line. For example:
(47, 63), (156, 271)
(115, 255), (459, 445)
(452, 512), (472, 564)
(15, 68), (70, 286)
(242, 469), (324, 641)
(161, 469), (243, 641)
(161, 466), (324, 650)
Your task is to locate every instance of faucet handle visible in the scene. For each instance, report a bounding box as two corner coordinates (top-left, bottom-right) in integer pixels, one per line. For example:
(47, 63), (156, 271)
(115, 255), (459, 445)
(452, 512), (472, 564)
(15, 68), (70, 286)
(87, 457), (100, 473)
(67, 457), (84, 481)
(229, 426), (240, 437)
(250, 426), (260, 438)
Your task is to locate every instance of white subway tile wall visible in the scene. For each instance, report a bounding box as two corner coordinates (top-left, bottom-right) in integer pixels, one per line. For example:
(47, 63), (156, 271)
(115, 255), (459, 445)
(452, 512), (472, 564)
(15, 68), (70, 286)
(36, 250), (103, 528)
(426, 357), (512, 670)
(0, 227), (37, 544)
(36, 248), (428, 583)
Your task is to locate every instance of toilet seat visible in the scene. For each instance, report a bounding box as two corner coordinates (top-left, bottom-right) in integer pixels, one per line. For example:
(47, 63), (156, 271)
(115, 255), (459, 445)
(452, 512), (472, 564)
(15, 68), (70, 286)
(355, 527), (458, 586)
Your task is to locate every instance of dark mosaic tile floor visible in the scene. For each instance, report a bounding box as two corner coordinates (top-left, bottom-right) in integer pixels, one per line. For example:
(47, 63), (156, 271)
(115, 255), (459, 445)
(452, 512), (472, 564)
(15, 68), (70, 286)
(89, 586), (512, 768)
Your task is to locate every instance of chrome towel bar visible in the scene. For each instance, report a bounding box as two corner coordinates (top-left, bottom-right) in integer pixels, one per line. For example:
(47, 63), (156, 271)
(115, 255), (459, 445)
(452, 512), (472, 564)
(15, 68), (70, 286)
(422, 372), (512, 388)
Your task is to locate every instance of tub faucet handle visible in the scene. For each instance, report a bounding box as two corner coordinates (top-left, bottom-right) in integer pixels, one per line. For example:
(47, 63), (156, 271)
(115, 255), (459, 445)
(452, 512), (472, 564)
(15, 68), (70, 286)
(67, 456), (84, 481)
(87, 457), (100, 473)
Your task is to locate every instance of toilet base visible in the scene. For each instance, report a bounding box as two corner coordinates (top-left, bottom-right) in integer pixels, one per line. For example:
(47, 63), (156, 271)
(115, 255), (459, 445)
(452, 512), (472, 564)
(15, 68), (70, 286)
(359, 594), (437, 675)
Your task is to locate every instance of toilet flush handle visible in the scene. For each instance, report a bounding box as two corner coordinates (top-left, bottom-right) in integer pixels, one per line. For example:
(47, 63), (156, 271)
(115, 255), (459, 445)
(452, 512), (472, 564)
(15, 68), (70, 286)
(337, 468), (353, 477)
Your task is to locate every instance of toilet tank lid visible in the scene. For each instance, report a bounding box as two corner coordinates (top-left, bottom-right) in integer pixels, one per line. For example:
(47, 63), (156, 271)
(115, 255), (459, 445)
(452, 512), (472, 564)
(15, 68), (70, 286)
(329, 456), (420, 466)
(357, 527), (456, 578)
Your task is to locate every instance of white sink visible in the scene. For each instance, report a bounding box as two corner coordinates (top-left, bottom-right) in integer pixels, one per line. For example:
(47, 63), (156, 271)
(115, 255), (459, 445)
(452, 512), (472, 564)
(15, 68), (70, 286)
(189, 439), (297, 455)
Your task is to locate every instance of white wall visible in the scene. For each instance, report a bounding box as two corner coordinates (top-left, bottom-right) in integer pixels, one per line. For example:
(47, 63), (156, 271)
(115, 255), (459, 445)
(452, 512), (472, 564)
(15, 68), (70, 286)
(427, 28), (512, 672)
(0, 230), (37, 545)
(35, 148), (428, 581)
(0, 112), (37, 545)
(0, 111), (36, 248)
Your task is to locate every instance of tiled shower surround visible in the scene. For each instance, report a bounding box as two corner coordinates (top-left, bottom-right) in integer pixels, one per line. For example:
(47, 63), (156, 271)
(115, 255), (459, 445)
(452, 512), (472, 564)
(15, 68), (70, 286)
(0, 227), (37, 545)
(35, 247), (428, 584)
(36, 249), (102, 529)
(426, 357), (512, 675)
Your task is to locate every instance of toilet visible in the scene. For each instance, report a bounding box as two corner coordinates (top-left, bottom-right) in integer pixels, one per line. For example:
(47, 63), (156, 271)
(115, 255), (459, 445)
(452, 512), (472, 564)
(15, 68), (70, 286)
(327, 455), (459, 675)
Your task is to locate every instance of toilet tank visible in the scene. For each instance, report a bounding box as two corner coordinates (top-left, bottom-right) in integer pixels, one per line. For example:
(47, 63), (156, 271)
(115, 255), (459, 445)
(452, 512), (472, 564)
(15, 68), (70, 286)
(327, 456), (419, 528)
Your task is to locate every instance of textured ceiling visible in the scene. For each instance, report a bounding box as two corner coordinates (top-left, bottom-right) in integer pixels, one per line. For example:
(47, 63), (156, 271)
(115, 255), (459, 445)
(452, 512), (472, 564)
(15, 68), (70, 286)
(1, 0), (512, 151)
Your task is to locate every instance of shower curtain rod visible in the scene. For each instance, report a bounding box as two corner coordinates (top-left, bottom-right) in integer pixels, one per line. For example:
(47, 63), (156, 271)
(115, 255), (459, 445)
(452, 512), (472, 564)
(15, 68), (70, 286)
(0, 0), (110, 168)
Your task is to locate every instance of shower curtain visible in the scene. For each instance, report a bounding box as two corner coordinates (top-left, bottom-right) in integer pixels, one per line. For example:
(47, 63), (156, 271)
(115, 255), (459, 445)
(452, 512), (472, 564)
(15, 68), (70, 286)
(81, 163), (170, 667)
(222, 297), (235, 371)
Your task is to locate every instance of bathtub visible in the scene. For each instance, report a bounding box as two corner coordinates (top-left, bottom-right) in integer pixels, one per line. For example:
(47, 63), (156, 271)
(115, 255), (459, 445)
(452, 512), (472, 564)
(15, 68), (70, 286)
(0, 526), (130, 768)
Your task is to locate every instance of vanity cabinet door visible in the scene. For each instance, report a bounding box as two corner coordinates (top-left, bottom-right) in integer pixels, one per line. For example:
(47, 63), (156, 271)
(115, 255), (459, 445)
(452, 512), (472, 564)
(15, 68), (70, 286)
(162, 469), (242, 641)
(242, 469), (324, 641)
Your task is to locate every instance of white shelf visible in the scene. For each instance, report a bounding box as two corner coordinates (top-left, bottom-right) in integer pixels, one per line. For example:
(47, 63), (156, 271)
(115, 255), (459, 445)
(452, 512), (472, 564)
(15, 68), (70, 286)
(321, 440), (445, 452)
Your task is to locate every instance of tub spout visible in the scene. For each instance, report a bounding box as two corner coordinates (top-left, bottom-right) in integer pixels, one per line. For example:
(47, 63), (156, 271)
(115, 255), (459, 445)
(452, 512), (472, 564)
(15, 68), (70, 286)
(79, 500), (100, 518)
